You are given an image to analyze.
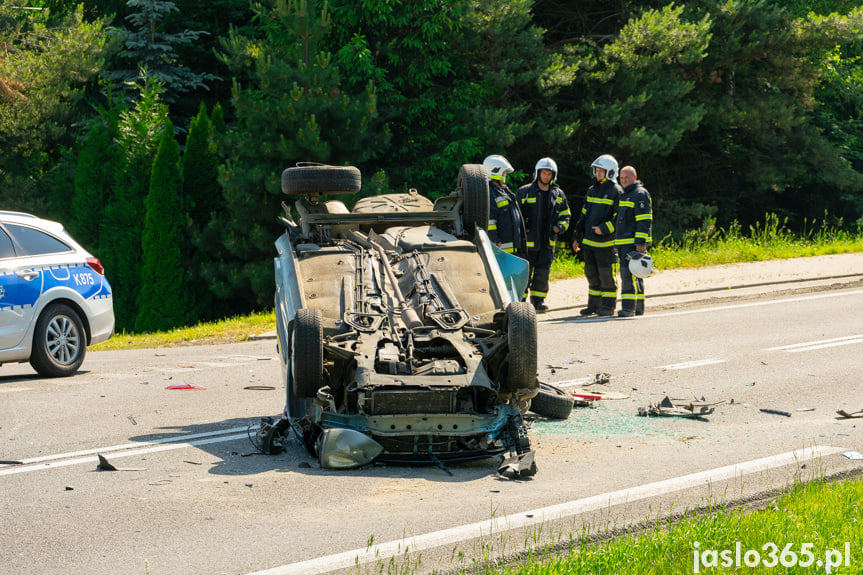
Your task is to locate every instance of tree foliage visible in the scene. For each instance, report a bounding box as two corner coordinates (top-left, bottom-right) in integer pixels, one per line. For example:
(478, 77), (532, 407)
(136, 119), (186, 332)
(1, 0), (862, 330)
(208, 0), (385, 311)
(0, 4), (109, 211)
(100, 76), (169, 330)
(106, 0), (220, 104)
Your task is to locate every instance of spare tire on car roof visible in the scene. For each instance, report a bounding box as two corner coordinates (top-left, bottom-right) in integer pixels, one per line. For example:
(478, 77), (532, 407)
(282, 164), (361, 195)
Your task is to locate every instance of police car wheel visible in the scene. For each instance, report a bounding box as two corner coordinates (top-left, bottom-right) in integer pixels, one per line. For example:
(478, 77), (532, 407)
(458, 164), (489, 236)
(30, 302), (86, 377)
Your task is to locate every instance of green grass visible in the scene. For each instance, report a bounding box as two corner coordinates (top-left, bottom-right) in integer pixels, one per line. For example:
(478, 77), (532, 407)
(91, 310), (277, 351)
(98, 213), (863, 351)
(489, 476), (863, 575)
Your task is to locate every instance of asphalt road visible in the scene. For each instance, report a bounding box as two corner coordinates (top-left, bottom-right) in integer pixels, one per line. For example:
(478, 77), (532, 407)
(2, 285), (863, 575)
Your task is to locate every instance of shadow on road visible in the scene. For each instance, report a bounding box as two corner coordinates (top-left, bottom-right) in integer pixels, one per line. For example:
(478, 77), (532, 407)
(127, 417), (505, 483)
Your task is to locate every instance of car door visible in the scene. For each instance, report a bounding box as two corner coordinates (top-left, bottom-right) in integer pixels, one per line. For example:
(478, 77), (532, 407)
(0, 225), (44, 350)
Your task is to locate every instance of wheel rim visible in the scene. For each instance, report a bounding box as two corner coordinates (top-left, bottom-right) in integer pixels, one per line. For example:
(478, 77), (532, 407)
(46, 314), (81, 366)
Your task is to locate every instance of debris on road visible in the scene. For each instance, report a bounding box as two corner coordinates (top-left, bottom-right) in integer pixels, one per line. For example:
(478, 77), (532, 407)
(572, 389), (630, 400)
(584, 372), (611, 386)
(165, 382), (206, 390)
(842, 451), (863, 460)
(531, 382), (575, 419)
(759, 408), (792, 417)
(836, 409), (863, 419)
(638, 396), (723, 418)
(96, 454), (145, 472)
(97, 454), (117, 471)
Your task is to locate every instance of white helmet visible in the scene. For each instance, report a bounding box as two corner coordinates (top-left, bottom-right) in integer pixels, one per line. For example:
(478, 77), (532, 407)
(591, 154), (619, 182)
(627, 251), (653, 279)
(533, 157), (558, 183)
(483, 155), (514, 182)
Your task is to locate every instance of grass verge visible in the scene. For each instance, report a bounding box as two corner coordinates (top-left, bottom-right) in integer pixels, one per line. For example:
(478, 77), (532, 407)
(91, 310), (277, 351)
(491, 475), (863, 575)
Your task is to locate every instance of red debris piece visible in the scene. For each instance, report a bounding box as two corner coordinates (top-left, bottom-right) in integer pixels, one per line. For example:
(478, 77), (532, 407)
(571, 392), (602, 401)
(165, 382), (206, 390)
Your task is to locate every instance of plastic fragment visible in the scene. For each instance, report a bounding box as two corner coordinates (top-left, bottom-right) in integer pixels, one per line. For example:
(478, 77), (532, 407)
(165, 382), (206, 390)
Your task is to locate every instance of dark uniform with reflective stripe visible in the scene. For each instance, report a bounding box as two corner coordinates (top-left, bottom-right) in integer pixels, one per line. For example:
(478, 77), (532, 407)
(517, 181), (571, 306)
(574, 178), (622, 313)
(488, 182), (526, 257)
(615, 179), (653, 315)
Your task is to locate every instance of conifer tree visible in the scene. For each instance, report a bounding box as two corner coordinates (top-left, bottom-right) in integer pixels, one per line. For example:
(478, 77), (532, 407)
(71, 112), (120, 252)
(107, 0), (219, 103)
(136, 120), (186, 332)
(211, 0), (384, 311)
(100, 75), (169, 331)
(181, 102), (223, 320)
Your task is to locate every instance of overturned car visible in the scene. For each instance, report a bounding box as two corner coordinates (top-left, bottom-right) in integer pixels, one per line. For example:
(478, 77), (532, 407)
(260, 164), (539, 475)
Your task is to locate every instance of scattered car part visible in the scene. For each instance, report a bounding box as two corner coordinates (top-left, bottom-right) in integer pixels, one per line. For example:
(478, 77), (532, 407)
(638, 396), (723, 418)
(530, 382), (575, 419)
(759, 408), (791, 417)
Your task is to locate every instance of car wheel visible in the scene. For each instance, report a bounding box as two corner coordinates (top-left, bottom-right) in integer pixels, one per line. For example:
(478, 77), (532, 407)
(291, 308), (323, 398)
(506, 301), (537, 390)
(458, 164), (489, 235)
(29, 303), (86, 377)
(281, 165), (361, 195)
(530, 382), (574, 419)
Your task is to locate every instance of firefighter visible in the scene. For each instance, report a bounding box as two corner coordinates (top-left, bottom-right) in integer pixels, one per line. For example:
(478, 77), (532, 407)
(572, 154), (622, 316)
(483, 155), (526, 257)
(517, 157), (571, 312)
(615, 165), (653, 316)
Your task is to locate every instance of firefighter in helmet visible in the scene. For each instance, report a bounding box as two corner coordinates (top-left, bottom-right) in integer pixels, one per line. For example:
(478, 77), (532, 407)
(516, 157), (571, 312)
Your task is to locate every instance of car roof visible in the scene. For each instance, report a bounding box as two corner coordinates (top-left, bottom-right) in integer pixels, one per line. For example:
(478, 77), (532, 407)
(0, 210), (84, 252)
(0, 211), (70, 236)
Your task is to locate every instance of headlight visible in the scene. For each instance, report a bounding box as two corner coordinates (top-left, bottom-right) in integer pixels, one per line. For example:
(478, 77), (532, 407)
(318, 428), (384, 469)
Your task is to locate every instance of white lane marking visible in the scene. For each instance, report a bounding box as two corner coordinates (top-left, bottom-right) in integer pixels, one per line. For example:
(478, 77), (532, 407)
(646, 289), (863, 318)
(656, 358), (726, 370)
(0, 426), (253, 477)
(247, 446), (844, 575)
(765, 334), (863, 353)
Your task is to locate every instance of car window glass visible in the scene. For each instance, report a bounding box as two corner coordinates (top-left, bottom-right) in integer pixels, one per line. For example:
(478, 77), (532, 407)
(0, 227), (15, 259)
(5, 223), (72, 256)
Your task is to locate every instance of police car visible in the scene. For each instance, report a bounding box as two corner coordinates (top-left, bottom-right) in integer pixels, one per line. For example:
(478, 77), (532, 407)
(0, 211), (114, 377)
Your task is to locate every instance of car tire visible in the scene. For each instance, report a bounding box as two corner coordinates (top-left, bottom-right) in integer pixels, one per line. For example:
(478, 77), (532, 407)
(458, 164), (489, 235)
(29, 303), (86, 377)
(281, 165), (361, 195)
(530, 382), (574, 419)
(291, 308), (323, 398)
(506, 301), (537, 389)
